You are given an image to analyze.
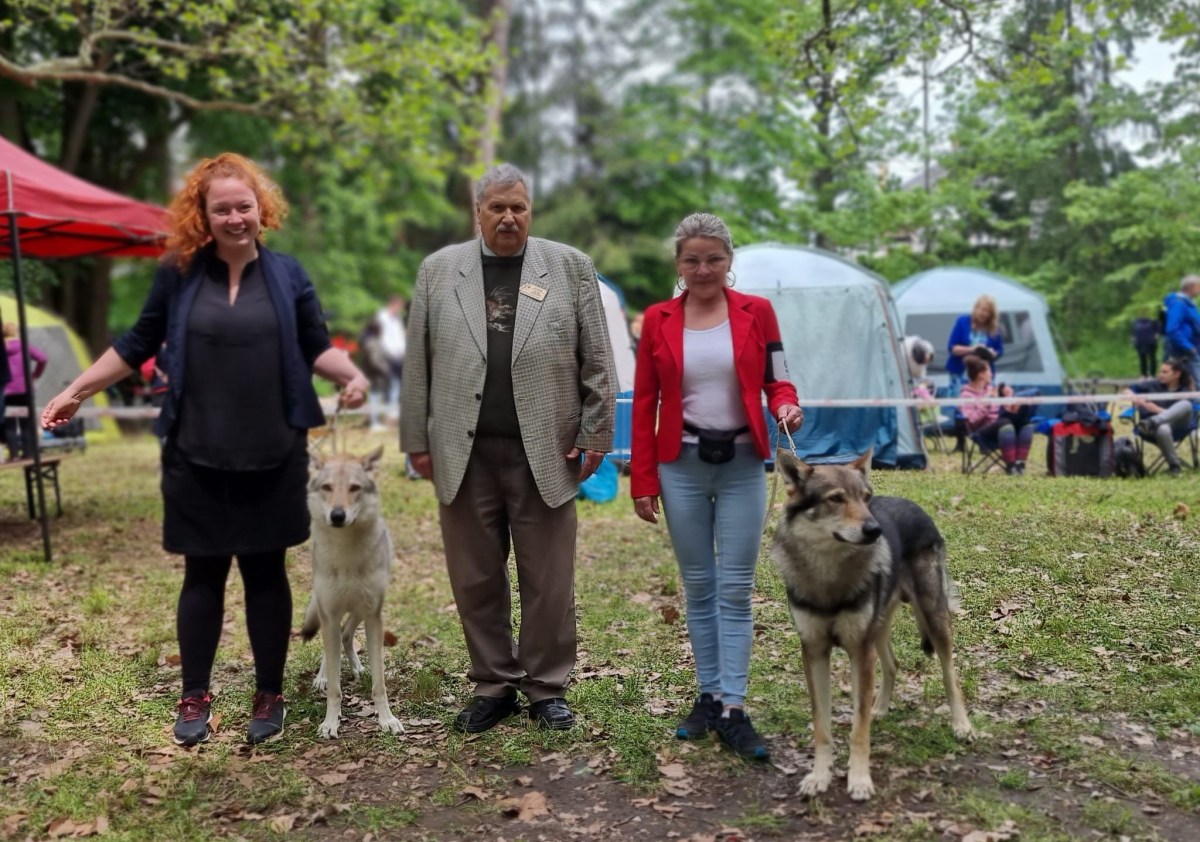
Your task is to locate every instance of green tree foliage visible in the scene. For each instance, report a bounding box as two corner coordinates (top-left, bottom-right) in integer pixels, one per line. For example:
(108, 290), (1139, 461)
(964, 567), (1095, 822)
(502, 0), (805, 309)
(0, 0), (490, 349)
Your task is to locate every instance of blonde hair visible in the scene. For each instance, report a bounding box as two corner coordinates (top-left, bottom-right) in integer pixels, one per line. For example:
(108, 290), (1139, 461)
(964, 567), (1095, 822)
(674, 213), (733, 258)
(971, 295), (999, 335)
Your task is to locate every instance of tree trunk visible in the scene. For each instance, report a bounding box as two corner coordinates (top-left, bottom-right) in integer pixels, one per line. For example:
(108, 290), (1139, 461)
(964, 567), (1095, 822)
(811, 0), (836, 251)
(478, 0), (513, 175)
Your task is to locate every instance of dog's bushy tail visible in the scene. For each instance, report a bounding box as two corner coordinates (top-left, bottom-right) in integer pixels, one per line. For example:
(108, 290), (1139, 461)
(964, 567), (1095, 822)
(919, 542), (959, 657)
(300, 595), (320, 641)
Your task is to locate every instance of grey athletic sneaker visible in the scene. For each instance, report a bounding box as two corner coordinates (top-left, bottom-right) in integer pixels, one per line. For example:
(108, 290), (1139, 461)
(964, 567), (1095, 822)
(173, 692), (213, 746)
(247, 692), (286, 744)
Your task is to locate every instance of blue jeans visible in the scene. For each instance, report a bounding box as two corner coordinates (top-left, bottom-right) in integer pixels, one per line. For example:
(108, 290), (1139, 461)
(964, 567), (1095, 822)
(659, 443), (766, 706)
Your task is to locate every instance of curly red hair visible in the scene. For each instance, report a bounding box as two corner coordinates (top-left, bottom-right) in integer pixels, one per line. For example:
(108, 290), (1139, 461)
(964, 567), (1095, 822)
(165, 153), (289, 270)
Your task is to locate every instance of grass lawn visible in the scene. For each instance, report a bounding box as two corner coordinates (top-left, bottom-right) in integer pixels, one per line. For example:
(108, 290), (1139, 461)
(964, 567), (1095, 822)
(1, 429), (1199, 841)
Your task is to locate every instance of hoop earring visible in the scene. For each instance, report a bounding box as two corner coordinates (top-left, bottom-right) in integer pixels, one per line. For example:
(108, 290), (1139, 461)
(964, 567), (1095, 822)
(726, 270), (737, 288)
(676, 277), (686, 292)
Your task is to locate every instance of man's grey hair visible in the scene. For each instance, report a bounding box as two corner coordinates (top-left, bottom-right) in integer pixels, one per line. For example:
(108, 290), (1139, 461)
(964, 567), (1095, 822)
(1181, 274), (1200, 292)
(674, 213), (733, 257)
(475, 163), (532, 203)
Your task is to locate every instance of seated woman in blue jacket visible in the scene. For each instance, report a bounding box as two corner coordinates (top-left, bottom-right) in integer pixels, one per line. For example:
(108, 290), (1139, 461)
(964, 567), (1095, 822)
(41, 153), (371, 748)
(945, 294), (1004, 396)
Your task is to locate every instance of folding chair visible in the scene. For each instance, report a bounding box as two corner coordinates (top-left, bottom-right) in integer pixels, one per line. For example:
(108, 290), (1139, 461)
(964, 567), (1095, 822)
(1123, 404), (1200, 475)
(961, 425), (1006, 475)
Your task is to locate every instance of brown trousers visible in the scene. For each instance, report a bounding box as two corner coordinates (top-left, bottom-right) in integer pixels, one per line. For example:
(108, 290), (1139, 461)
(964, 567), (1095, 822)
(439, 436), (578, 702)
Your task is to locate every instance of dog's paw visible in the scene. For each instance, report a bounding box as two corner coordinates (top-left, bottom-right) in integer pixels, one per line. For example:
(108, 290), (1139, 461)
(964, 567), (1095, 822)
(312, 676), (328, 692)
(871, 701), (890, 720)
(798, 768), (832, 797)
(847, 772), (875, 801)
(378, 714), (404, 734)
(953, 720), (976, 743)
(318, 719), (340, 739)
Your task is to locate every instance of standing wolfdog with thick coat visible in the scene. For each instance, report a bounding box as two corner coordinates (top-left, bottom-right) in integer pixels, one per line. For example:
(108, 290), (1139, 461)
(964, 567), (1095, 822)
(303, 446), (404, 739)
(772, 450), (974, 801)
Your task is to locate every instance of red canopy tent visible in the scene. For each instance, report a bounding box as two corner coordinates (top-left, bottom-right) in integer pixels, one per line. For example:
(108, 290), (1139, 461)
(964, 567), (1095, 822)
(1, 134), (167, 560)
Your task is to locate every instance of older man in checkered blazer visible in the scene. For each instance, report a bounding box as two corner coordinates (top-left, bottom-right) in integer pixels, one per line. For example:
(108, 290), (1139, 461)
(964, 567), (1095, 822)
(401, 163), (616, 734)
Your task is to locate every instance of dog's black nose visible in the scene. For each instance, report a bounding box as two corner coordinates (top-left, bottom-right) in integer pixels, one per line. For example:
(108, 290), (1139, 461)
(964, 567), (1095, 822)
(861, 520), (882, 543)
(330, 507), (346, 527)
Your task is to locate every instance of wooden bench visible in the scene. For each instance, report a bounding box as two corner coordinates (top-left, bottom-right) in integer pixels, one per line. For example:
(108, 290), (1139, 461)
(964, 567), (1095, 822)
(0, 455), (67, 519)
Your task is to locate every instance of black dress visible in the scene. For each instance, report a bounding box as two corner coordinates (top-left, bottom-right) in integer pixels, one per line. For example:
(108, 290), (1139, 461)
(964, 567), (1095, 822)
(160, 257), (310, 556)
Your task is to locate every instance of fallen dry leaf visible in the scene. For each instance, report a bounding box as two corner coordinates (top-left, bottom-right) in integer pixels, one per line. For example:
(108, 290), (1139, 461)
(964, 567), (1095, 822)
(658, 762), (687, 780)
(269, 814), (298, 833)
(659, 605), (680, 625)
(498, 790), (550, 822)
(316, 772), (349, 786)
(461, 785), (489, 801)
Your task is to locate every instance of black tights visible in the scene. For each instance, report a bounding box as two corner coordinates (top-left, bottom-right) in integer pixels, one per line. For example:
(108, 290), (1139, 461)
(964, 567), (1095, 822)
(177, 550), (292, 696)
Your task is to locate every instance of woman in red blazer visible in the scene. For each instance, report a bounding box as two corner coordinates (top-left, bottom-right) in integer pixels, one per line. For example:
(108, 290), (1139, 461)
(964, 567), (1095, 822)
(631, 213), (801, 761)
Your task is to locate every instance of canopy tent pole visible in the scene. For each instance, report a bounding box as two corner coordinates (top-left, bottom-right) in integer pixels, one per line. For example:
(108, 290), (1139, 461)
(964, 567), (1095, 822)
(6, 201), (52, 561)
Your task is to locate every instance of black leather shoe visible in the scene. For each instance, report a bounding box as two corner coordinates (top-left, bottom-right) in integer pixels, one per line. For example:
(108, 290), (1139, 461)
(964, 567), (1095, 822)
(454, 691), (521, 733)
(528, 697), (574, 730)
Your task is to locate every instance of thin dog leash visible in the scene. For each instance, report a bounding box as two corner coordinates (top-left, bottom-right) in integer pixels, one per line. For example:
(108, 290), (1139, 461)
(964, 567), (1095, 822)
(762, 418), (799, 537)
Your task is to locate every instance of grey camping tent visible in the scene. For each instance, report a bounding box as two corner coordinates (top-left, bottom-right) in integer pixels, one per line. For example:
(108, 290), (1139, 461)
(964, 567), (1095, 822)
(892, 267), (1065, 394)
(731, 243), (926, 468)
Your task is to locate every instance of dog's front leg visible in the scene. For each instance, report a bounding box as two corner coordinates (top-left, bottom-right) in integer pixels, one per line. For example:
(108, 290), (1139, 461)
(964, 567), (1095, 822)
(364, 610), (403, 735)
(798, 638), (834, 797)
(318, 613), (343, 739)
(847, 640), (877, 801)
(342, 614), (364, 677)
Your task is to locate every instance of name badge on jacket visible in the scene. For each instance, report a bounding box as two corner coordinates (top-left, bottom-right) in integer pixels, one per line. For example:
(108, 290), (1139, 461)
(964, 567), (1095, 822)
(519, 283), (547, 301)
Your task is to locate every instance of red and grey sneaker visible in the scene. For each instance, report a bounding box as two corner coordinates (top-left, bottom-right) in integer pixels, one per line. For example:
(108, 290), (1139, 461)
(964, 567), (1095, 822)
(247, 692), (286, 744)
(173, 692), (213, 746)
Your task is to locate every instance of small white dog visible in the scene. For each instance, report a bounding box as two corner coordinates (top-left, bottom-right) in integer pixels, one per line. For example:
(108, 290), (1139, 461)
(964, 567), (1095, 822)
(302, 446), (404, 739)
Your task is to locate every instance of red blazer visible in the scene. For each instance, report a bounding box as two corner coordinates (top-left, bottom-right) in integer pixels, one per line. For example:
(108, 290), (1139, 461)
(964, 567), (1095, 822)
(630, 288), (799, 498)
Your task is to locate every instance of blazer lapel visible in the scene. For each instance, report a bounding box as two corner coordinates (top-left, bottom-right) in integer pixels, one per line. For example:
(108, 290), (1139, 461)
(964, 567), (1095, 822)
(661, 294), (686, 375)
(727, 290), (754, 364)
(454, 242), (487, 357)
(511, 240), (548, 364)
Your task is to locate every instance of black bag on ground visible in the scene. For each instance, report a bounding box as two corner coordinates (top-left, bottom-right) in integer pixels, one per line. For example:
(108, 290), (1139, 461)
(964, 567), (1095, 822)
(684, 423), (750, 464)
(1046, 420), (1113, 477)
(1113, 436), (1146, 478)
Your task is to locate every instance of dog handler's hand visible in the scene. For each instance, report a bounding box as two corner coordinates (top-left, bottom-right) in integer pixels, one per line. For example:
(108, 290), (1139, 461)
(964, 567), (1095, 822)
(777, 404), (804, 433)
(41, 391), (82, 430)
(568, 447), (605, 481)
(409, 452), (433, 480)
(634, 496), (659, 524)
(338, 374), (371, 409)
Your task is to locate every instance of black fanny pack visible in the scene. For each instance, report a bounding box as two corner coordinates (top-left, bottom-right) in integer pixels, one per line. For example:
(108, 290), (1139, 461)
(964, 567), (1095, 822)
(684, 423), (751, 464)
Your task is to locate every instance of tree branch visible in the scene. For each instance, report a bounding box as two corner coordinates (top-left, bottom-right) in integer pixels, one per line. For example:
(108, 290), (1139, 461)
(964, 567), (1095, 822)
(0, 55), (267, 114)
(82, 29), (255, 62)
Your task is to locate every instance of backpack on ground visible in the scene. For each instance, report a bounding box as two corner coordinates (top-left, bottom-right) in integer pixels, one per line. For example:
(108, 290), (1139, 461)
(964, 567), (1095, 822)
(1112, 436), (1146, 478)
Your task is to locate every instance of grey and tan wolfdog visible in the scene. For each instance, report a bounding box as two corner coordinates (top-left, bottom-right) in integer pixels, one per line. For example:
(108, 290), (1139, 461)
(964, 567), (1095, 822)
(302, 446), (404, 739)
(773, 449), (974, 801)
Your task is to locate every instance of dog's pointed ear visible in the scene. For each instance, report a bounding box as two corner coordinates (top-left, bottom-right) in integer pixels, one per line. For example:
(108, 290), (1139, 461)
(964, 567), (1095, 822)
(361, 446), (385, 473)
(850, 449), (873, 477)
(776, 448), (813, 488)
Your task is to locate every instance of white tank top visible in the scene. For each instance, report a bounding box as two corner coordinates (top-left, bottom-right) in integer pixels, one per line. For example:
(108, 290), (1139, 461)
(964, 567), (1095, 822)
(681, 320), (751, 442)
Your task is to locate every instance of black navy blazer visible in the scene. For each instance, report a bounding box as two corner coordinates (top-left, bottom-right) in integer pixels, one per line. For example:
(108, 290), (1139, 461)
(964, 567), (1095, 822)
(113, 244), (332, 438)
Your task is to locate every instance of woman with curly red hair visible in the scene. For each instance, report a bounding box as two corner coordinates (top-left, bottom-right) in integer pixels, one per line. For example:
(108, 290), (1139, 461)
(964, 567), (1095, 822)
(42, 153), (370, 747)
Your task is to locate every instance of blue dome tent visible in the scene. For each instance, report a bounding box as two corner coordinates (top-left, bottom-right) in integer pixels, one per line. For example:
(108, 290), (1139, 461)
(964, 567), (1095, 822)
(893, 267), (1065, 395)
(731, 244), (926, 469)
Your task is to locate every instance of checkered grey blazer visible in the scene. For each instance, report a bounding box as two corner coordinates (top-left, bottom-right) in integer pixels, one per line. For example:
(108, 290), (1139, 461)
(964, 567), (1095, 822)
(401, 237), (617, 507)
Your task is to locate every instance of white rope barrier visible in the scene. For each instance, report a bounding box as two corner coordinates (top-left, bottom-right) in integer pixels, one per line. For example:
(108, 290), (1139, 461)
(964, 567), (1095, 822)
(4, 390), (1199, 420)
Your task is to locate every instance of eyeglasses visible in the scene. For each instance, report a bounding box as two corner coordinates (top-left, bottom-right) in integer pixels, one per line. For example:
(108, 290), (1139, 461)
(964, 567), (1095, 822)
(677, 256), (729, 272)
